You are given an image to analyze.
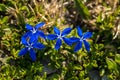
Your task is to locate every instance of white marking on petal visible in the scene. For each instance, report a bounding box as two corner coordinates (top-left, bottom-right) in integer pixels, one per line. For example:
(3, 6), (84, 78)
(57, 33), (63, 40)
(26, 42), (33, 50)
(31, 28), (37, 34)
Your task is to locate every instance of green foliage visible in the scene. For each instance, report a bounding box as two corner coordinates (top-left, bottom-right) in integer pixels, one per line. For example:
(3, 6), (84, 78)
(96, 13), (115, 30)
(106, 58), (117, 70)
(115, 54), (120, 64)
(0, 0), (120, 80)
(74, 0), (91, 19)
(0, 4), (7, 11)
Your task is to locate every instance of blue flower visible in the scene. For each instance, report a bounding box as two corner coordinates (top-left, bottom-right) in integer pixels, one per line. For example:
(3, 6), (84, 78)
(18, 33), (45, 61)
(25, 22), (46, 42)
(70, 26), (92, 52)
(47, 27), (72, 50)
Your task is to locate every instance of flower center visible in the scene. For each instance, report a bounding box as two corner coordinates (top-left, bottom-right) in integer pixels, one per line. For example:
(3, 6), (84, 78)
(26, 43), (33, 50)
(57, 34), (63, 40)
(31, 28), (37, 34)
(80, 37), (85, 41)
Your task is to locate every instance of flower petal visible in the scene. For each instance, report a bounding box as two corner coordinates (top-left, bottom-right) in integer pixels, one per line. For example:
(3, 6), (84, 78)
(55, 39), (62, 50)
(63, 37), (72, 46)
(83, 32), (92, 39)
(61, 28), (72, 36)
(77, 26), (83, 37)
(26, 24), (33, 30)
(29, 33), (38, 43)
(18, 48), (28, 56)
(54, 27), (60, 35)
(74, 41), (82, 52)
(35, 22), (45, 29)
(21, 33), (30, 45)
(83, 40), (90, 52)
(38, 30), (46, 39)
(47, 34), (57, 40)
(69, 37), (80, 43)
(33, 42), (45, 49)
(29, 49), (36, 61)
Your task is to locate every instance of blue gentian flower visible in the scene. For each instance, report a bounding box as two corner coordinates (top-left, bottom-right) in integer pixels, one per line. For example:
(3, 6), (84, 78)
(47, 27), (72, 50)
(25, 22), (46, 42)
(70, 26), (92, 52)
(18, 33), (45, 61)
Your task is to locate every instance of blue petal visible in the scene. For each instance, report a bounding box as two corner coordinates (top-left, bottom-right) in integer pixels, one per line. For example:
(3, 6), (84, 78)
(33, 42), (45, 49)
(61, 28), (72, 36)
(18, 48), (28, 56)
(21, 33), (29, 45)
(69, 37), (80, 43)
(63, 37), (72, 46)
(26, 24), (33, 30)
(35, 22), (45, 29)
(29, 33), (38, 43)
(26, 31), (32, 36)
(38, 30), (46, 39)
(54, 27), (60, 35)
(55, 39), (62, 50)
(74, 41), (82, 52)
(83, 32), (92, 39)
(47, 34), (57, 40)
(77, 26), (83, 37)
(29, 49), (36, 61)
(21, 31), (32, 44)
(83, 40), (90, 52)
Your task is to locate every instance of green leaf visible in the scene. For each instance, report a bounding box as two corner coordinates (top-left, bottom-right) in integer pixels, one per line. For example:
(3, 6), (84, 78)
(16, 12), (25, 27)
(0, 4), (7, 11)
(2, 16), (9, 24)
(118, 47), (120, 49)
(79, 71), (85, 79)
(74, 65), (83, 70)
(96, 13), (102, 23)
(91, 60), (98, 67)
(74, 0), (91, 19)
(115, 54), (120, 64)
(106, 58), (117, 70)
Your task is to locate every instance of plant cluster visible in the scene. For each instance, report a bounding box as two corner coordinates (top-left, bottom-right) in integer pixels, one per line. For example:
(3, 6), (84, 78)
(0, 0), (120, 80)
(19, 22), (92, 61)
